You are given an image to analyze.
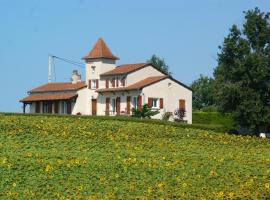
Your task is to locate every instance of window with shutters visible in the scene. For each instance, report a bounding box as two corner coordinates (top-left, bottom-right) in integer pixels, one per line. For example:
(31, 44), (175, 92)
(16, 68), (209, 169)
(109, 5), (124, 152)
(92, 80), (97, 89)
(152, 98), (159, 108)
(132, 97), (138, 109)
(91, 79), (99, 89)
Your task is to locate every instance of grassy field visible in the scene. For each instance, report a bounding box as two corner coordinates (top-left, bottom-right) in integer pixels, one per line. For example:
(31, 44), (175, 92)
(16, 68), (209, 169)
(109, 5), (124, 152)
(0, 114), (270, 199)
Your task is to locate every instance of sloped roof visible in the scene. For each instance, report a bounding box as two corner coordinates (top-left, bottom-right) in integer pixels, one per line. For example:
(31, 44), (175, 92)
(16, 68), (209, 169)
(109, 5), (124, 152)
(82, 38), (119, 60)
(96, 76), (168, 92)
(30, 82), (86, 93)
(20, 93), (78, 102)
(100, 63), (149, 76)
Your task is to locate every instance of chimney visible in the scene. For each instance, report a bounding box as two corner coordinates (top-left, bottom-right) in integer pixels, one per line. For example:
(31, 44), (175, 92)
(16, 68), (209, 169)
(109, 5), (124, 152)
(71, 70), (81, 84)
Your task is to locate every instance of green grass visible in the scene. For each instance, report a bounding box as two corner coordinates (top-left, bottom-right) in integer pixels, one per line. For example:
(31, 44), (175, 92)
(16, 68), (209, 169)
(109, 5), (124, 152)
(0, 114), (270, 199)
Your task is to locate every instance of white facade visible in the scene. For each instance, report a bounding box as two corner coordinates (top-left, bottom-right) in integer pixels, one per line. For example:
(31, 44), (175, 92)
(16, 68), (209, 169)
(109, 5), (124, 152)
(69, 59), (192, 123)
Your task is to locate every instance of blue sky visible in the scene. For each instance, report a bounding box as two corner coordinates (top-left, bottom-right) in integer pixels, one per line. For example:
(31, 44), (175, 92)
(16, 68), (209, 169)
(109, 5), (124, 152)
(0, 0), (269, 112)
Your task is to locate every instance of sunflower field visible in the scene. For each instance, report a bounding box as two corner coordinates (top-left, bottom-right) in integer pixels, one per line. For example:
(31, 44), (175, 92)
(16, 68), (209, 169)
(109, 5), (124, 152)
(0, 114), (270, 199)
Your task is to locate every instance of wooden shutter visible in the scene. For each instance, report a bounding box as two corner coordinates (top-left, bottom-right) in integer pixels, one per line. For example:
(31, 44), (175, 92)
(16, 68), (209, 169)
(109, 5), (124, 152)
(148, 98), (152, 108)
(116, 97), (121, 114)
(116, 77), (119, 87)
(96, 80), (99, 89)
(105, 97), (110, 115)
(35, 102), (40, 113)
(106, 79), (109, 88)
(160, 98), (164, 109)
(179, 99), (186, 110)
(127, 96), (131, 114)
(112, 78), (115, 87)
(138, 95), (142, 110)
(89, 80), (91, 89)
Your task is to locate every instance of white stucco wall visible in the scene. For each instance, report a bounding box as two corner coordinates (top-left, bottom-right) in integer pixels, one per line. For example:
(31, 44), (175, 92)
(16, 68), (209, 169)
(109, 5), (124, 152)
(96, 90), (140, 115)
(72, 87), (91, 115)
(142, 78), (192, 124)
(126, 65), (164, 85)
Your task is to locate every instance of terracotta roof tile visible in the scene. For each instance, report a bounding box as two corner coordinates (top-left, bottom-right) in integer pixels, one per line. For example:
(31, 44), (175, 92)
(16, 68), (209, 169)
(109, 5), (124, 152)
(100, 63), (149, 76)
(96, 76), (167, 92)
(20, 93), (78, 102)
(82, 38), (119, 60)
(30, 82), (86, 93)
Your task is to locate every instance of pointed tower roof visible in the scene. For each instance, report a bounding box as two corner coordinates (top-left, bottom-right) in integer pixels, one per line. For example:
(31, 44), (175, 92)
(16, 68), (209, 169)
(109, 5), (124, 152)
(82, 38), (119, 60)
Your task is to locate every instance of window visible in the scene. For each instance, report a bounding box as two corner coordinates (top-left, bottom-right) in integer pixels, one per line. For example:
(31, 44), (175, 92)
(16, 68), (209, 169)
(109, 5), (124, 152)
(121, 77), (126, 86)
(91, 66), (96, 74)
(60, 101), (68, 114)
(132, 97), (138, 109)
(92, 80), (97, 89)
(43, 102), (49, 113)
(152, 98), (159, 108)
(110, 79), (113, 88)
(111, 98), (116, 113)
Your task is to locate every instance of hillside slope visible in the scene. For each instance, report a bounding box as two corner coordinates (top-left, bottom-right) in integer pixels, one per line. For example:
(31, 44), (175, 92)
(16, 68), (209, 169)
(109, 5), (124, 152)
(0, 114), (269, 199)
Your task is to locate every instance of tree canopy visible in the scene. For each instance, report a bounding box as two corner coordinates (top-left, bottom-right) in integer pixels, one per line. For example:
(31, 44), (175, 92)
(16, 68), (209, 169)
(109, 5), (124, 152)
(148, 54), (172, 75)
(214, 8), (270, 133)
(191, 75), (215, 110)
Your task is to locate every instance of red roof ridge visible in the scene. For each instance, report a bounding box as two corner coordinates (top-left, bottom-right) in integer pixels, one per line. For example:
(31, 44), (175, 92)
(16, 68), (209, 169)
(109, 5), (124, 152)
(82, 38), (119, 60)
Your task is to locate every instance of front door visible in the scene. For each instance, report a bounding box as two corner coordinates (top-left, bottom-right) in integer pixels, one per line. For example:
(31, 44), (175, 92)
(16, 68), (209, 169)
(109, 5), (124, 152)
(116, 97), (120, 115)
(92, 99), (97, 115)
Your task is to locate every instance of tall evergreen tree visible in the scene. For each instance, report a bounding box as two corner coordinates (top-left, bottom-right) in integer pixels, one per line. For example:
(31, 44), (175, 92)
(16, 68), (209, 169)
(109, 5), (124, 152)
(214, 8), (270, 133)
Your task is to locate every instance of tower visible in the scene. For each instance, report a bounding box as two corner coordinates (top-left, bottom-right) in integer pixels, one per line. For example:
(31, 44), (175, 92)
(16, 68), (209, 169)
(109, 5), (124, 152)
(82, 38), (119, 85)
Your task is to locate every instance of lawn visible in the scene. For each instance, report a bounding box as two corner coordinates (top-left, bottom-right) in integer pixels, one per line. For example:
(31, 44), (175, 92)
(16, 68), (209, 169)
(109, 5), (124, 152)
(0, 114), (270, 199)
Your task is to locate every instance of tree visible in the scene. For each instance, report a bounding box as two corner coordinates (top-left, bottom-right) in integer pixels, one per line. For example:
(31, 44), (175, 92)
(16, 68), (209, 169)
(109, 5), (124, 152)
(214, 8), (270, 133)
(147, 54), (172, 75)
(191, 75), (215, 109)
(132, 104), (159, 119)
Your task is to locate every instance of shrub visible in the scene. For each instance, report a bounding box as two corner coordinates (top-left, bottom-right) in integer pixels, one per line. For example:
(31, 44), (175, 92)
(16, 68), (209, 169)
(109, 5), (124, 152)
(132, 104), (159, 119)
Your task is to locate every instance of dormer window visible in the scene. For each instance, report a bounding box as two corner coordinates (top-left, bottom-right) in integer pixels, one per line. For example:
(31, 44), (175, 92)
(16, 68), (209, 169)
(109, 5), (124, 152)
(91, 66), (96, 74)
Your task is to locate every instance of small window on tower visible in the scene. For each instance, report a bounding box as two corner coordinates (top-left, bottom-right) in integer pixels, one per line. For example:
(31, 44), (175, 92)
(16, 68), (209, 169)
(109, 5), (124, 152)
(92, 80), (97, 89)
(91, 66), (96, 74)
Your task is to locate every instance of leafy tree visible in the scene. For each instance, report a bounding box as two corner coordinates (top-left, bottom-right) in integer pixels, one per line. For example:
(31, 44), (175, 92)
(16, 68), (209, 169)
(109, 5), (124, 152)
(191, 75), (215, 109)
(132, 104), (159, 119)
(214, 8), (270, 133)
(148, 54), (172, 75)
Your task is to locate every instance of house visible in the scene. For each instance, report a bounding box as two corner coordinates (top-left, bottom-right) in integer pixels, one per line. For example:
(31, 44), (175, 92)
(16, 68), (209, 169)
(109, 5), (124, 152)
(20, 38), (192, 123)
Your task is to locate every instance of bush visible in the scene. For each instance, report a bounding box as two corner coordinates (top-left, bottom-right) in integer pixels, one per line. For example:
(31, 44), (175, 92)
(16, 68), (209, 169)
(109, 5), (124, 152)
(131, 104), (159, 119)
